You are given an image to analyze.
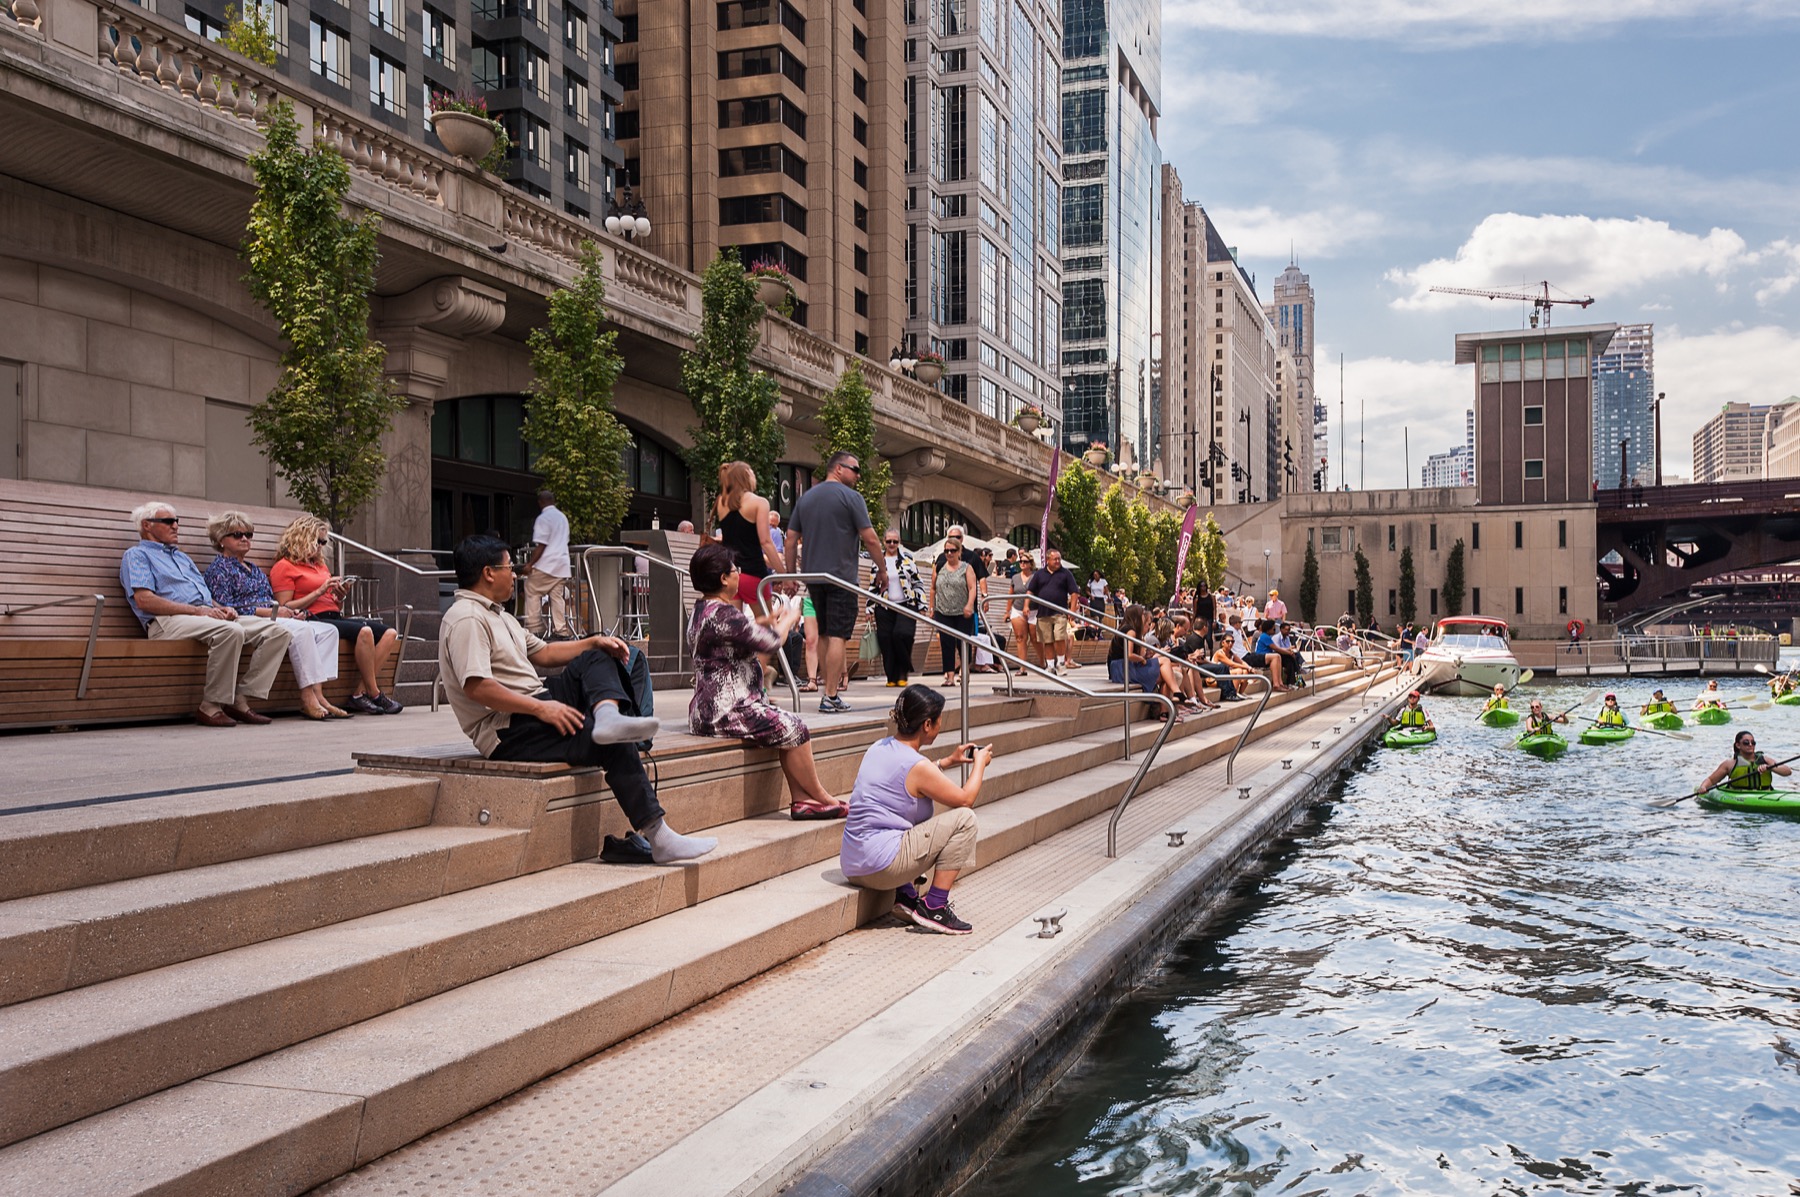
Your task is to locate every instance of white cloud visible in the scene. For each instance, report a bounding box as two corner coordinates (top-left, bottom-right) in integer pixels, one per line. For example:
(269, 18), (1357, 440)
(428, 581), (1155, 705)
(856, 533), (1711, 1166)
(1160, 69), (1294, 128)
(1657, 325), (1800, 476)
(1386, 214), (1752, 311)
(1751, 241), (1800, 304)
(1208, 205), (1389, 260)
(1164, 0), (1794, 44)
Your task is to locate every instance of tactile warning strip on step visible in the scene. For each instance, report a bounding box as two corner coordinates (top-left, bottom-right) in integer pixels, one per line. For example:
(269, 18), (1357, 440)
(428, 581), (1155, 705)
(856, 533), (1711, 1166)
(313, 706), (1355, 1196)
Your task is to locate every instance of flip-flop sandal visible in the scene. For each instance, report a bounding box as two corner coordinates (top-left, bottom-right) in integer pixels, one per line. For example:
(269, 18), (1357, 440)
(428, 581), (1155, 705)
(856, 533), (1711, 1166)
(790, 802), (848, 821)
(798, 682), (818, 693)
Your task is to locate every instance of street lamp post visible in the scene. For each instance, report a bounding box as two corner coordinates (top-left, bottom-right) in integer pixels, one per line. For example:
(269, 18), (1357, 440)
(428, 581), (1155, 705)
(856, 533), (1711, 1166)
(1264, 547), (1272, 595)
(604, 183), (651, 240)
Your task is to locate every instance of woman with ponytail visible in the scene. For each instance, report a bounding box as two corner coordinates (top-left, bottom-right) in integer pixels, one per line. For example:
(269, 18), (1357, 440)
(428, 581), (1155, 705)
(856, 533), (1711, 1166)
(839, 684), (989, 934)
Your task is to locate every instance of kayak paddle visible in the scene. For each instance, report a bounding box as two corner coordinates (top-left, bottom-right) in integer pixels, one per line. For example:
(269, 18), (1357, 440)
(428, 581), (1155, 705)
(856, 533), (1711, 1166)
(1654, 750), (1800, 808)
(1517, 689), (1605, 741)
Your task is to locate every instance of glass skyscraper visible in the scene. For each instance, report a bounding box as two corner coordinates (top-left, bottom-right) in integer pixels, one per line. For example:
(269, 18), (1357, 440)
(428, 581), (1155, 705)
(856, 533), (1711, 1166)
(1057, 0), (1159, 466)
(1592, 323), (1654, 488)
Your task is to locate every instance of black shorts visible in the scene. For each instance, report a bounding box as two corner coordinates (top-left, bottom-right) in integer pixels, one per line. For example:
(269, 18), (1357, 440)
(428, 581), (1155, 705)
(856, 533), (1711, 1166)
(807, 584), (859, 640)
(311, 614), (393, 642)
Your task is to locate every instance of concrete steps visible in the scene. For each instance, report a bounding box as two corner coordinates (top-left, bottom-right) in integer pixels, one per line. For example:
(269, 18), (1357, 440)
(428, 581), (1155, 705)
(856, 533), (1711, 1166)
(0, 659), (1385, 1195)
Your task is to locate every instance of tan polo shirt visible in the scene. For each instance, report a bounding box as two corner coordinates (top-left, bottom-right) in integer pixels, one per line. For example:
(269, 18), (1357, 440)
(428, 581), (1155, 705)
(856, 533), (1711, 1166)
(439, 587), (549, 756)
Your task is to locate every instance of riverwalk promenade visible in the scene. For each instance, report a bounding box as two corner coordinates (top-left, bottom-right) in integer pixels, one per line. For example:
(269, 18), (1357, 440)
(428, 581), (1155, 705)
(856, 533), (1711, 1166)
(0, 655), (1401, 1196)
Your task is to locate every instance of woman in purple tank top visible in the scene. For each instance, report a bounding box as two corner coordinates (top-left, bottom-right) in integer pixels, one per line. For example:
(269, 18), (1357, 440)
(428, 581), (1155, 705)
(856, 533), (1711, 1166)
(839, 685), (991, 935)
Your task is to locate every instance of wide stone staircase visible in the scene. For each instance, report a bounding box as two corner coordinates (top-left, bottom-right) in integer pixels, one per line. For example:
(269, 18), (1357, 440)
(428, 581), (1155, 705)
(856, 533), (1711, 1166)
(0, 655), (1391, 1196)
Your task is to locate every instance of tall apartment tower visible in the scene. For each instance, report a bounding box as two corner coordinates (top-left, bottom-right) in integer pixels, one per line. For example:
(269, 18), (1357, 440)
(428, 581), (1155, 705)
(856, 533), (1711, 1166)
(900, 0), (1065, 421)
(1156, 166), (1206, 495)
(614, 0), (906, 356)
(1264, 260), (1317, 492)
(1591, 322), (1655, 488)
(1691, 401), (1790, 483)
(1201, 211), (1278, 504)
(176, 0), (622, 218)
(1058, 0), (1160, 466)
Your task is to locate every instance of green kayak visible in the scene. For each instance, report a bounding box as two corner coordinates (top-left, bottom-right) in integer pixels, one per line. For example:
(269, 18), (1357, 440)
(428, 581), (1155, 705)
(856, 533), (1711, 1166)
(1775, 692), (1800, 706)
(1480, 707), (1520, 727)
(1645, 710), (1684, 730)
(1698, 788), (1800, 815)
(1579, 724), (1635, 746)
(1383, 726), (1438, 749)
(1694, 706), (1732, 725)
(1518, 731), (1568, 760)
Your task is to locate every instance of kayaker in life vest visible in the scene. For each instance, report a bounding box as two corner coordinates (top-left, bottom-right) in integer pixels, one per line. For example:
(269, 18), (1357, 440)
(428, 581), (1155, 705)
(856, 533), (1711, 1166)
(1692, 680), (1726, 711)
(1482, 684), (1511, 714)
(1524, 699), (1567, 736)
(1595, 694), (1628, 727)
(1641, 689), (1675, 716)
(1389, 690), (1434, 731)
(1699, 732), (1791, 793)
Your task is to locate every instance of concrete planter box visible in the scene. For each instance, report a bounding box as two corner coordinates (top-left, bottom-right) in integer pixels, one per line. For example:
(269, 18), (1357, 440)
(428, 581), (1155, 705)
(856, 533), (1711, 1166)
(429, 111), (497, 162)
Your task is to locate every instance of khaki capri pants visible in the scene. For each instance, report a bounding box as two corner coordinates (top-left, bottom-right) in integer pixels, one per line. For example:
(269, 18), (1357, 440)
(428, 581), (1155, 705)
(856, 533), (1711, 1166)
(846, 807), (979, 890)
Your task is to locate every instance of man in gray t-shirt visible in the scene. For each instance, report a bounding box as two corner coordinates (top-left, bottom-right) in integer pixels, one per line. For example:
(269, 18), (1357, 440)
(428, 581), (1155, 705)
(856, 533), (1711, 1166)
(784, 451), (887, 713)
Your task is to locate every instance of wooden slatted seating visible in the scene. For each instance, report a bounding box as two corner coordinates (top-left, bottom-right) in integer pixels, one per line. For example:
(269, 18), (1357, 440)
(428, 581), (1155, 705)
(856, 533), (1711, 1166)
(0, 479), (401, 729)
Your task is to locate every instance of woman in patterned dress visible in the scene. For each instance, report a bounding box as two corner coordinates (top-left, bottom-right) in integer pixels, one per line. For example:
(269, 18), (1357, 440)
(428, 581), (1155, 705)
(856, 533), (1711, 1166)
(688, 542), (847, 820)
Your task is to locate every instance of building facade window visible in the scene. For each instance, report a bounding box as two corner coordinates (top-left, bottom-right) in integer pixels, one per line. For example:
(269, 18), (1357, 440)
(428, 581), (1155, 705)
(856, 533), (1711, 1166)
(1514, 520), (1523, 548)
(565, 139), (589, 188)
(1559, 586), (1568, 615)
(309, 19), (349, 86)
(1524, 459), (1545, 480)
(1472, 587), (1481, 614)
(369, 51), (406, 114)
(1515, 586), (1524, 614)
(1524, 405), (1544, 426)
(1558, 519), (1567, 548)
(1061, 89), (1105, 154)
(1429, 522), (1437, 551)
(423, 6), (455, 66)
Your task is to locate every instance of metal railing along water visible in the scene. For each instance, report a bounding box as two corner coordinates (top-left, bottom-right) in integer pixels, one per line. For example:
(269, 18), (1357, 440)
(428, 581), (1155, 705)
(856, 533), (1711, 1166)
(768, 573), (1176, 857)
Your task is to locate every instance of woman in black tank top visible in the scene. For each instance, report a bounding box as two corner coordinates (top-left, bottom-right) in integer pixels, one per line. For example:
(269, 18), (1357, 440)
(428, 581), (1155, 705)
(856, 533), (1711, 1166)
(713, 460), (782, 606)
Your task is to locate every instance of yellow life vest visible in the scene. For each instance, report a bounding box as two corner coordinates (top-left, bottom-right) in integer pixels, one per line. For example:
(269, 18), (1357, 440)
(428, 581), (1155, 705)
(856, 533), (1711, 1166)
(1726, 754), (1775, 792)
(1484, 697), (1509, 712)
(1597, 708), (1625, 727)
(1400, 706), (1427, 727)
(1644, 700), (1673, 714)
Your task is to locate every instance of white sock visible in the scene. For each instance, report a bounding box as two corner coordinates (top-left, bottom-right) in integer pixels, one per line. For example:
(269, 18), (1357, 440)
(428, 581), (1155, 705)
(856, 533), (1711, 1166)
(644, 818), (718, 864)
(591, 703), (661, 746)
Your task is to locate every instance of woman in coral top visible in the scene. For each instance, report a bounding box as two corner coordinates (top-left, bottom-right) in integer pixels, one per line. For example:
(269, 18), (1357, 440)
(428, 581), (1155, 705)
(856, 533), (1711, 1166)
(269, 515), (404, 715)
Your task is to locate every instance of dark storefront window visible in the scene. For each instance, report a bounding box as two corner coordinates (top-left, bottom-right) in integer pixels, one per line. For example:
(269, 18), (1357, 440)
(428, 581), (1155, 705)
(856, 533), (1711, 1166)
(899, 500), (974, 549)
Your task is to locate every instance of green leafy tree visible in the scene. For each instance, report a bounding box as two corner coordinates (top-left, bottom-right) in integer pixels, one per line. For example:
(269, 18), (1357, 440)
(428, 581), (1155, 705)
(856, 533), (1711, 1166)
(1051, 458), (1100, 562)
(1146, 509), (1183, 604)
(1442, 538), (1467, 616)
(1298, 540), (1320, 623)
(1354, 547), (1374, 628)
(222, 2), (277, 66)
(1198, 511), (1229, 592)
(814, 362), (892, 534)
(242, 103), (403, 530)
(682, 247), (785, 503)
(1398, 545), (1417, 626)
(1135, 504), (1172, 608)
(523, 242), (632, 543)
(1092, 482), (1135, 597)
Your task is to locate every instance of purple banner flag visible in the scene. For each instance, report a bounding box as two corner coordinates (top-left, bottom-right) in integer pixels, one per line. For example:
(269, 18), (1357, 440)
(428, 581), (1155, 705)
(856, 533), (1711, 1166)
(1172, 503), (1200, 601)
(1038, 447), (1062, 553)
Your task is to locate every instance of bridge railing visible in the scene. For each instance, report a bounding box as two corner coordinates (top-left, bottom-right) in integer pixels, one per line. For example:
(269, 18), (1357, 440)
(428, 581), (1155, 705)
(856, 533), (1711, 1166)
(1596, 479), (1800, 513)
(1515, 633), (1779, 675)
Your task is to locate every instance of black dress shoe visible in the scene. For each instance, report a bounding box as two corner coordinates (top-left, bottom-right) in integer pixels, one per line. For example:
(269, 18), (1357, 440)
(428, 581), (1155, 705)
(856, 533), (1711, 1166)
(225, 706), (272, 725)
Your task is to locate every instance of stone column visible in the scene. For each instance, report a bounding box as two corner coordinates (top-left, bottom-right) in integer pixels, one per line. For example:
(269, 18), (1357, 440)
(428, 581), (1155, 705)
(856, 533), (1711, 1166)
(355, 276), (508, 552)
(884, 446), (946, 533)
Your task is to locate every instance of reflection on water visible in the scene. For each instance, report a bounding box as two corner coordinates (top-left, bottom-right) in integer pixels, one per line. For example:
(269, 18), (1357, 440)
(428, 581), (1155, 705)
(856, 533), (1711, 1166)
(976, 683), (1800, 1195)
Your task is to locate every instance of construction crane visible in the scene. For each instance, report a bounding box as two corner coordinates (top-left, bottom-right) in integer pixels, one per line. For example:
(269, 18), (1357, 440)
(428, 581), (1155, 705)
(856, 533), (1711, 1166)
(1428, 281), (1596, 328)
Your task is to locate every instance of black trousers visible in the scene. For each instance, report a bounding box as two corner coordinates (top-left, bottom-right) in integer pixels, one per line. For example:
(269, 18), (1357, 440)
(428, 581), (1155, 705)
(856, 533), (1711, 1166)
(874, 606), (917, 683)
(491, 648), (665, 830)
(936, 612), (974, 674)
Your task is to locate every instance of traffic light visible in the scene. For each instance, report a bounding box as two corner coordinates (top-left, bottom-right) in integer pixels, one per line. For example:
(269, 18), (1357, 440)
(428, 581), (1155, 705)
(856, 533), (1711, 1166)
(1231, 463), (1243, 481)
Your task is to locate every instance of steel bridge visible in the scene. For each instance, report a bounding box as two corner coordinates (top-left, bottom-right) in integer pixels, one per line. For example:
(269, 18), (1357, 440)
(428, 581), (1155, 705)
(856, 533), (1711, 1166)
(1596, 481), (1800, 621)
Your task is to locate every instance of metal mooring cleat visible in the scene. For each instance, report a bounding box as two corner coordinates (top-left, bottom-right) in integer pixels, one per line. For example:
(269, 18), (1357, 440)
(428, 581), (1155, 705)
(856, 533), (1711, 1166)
(1237, 786), (1252, 800)
(1034, 908), (1068, 938)
(1167, 829), (1187, 847)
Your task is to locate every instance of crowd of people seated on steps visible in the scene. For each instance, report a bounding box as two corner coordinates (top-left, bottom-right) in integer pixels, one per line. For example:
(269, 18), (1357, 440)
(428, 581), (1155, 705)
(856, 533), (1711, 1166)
(120, 499), (404, 727)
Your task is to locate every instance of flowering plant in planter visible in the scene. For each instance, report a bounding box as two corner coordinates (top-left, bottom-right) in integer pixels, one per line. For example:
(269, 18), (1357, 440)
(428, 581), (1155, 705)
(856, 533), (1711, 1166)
(747, 259), (793, 283)
(428, 92), (510, 173)
(914, 348), (946, 366)
(1083, 441), (1111, 465)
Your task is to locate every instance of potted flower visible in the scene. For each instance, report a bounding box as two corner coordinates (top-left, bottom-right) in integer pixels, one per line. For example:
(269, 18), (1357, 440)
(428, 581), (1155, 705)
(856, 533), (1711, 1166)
(1176, 489), (1197, 509)
(747, 259), (793, 308)
(1014, 403), (1044, 434)
(1083, 441), (1111, 468)
(428, 92), (509, 171)
(913, 348), (945, 385)
(1136, 472), (1160, 493)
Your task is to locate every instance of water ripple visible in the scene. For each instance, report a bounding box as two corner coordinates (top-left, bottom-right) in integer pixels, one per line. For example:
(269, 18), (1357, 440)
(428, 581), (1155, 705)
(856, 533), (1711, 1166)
(978, 684), (1800, 1195)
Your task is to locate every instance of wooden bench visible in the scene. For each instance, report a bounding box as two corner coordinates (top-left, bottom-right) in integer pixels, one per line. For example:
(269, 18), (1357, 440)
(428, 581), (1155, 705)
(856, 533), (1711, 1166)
(0, 479), (403, 729)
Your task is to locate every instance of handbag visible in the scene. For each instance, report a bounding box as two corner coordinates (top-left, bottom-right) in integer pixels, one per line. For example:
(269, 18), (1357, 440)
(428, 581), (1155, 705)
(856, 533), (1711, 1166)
(858, 623), (880, 662)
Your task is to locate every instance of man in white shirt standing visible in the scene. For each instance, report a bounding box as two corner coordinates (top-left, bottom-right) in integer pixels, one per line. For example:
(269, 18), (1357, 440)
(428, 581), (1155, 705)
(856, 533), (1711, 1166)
(520, 488), (572, 639)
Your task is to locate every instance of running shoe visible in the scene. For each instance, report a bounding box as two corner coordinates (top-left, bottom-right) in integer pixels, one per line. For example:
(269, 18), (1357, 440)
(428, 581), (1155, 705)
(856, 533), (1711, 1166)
(909, 900), (973, 935)
(344, 693), (384, 715)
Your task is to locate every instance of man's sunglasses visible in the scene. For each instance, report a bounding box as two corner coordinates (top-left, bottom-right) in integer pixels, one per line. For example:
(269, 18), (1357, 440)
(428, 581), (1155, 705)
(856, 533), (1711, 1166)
(146, 517), (179, 526)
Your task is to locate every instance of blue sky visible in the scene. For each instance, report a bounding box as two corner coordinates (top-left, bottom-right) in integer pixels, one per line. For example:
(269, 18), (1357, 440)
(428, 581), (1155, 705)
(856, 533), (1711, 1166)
(1156, 0), (1800, 486)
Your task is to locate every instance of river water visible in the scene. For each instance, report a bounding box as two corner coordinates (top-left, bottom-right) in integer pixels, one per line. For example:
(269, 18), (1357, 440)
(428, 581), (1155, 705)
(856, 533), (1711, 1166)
(976, 681), (1800, 1195)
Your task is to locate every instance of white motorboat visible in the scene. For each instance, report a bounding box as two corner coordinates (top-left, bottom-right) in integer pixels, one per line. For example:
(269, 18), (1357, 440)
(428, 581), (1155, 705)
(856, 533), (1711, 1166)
(1412, 617), (1523, 696)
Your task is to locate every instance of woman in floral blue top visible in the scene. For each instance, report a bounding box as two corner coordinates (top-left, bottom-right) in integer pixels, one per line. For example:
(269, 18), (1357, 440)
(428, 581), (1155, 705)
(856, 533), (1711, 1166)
(203, 511), (346, 720)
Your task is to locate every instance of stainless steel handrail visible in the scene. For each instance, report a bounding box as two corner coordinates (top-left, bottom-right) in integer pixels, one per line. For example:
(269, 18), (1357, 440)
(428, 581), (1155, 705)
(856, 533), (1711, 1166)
(326, 533), (453, 579)
(1, 593), (107, 699)
(764, 572), (1176, 857)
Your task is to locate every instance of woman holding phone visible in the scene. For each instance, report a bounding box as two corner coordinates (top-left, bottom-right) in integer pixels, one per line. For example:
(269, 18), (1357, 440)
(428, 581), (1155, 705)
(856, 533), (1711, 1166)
(269, 515), (403, 715)
(839, 684), (990, 935)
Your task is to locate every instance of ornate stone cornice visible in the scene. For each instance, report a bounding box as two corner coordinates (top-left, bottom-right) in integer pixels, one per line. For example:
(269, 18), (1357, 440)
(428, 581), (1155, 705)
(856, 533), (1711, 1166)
(377, 276), (508, 339)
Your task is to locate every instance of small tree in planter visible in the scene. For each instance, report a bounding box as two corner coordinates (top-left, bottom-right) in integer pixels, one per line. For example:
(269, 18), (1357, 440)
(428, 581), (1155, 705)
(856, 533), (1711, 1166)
(242, 102), (405, 531)
(428, 92), (511, 173)
(1398, 545), (1417, 626)
(684, 247), (786, 502)
(1198, 511), (1229, 592)
(1298, 539), (1320, 623)
(1354, 547), (1375, 628)
(814, 362), (893, 534)
(1051, 458), (1101, 560)
(1442, 538), (1467, 616)
(523, 242), (632, 543)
